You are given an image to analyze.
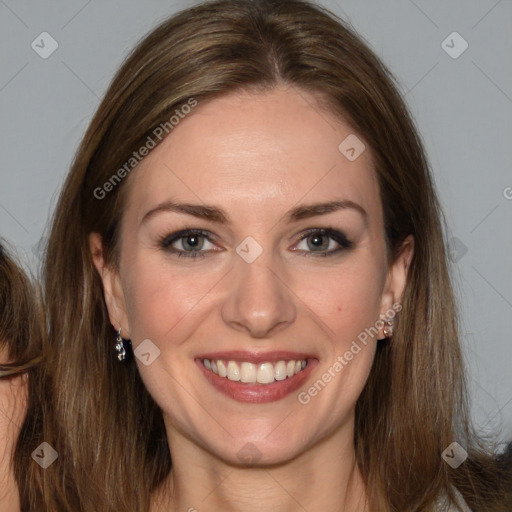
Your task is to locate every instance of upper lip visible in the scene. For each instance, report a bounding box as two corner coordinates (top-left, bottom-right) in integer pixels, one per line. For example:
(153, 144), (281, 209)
(196, 350), (317, 364)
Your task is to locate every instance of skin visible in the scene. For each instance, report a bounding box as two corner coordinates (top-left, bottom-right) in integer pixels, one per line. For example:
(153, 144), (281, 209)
(0, 345), (26, 511)
(91, 85), (413, 512)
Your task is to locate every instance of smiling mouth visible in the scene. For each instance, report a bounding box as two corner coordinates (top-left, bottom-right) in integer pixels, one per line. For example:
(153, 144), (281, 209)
(201, 358), (308, 385)
(195, 351), (319, 403)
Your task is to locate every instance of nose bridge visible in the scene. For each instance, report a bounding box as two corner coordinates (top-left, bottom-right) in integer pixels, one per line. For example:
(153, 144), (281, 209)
(221, 240), (296, 337)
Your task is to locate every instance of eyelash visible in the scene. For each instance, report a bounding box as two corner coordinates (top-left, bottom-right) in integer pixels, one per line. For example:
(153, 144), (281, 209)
(159, 227), (353, 259)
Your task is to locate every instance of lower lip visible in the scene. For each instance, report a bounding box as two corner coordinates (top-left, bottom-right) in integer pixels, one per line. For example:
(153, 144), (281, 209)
(195, 358), (319, 403)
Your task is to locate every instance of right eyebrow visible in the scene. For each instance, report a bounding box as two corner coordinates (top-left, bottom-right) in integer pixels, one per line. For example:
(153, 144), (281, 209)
(140, 201), (229, 227)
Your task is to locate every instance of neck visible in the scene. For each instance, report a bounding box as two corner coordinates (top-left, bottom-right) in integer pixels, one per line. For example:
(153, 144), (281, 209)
(152, 421), (369, 512)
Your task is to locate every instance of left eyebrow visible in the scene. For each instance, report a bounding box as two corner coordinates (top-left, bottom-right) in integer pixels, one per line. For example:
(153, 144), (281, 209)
(284, 200), (368, 223)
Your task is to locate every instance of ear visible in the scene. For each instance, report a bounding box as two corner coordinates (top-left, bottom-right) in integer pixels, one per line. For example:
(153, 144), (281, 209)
(89, 233), (131, 339)
(378, 235), (414, 332)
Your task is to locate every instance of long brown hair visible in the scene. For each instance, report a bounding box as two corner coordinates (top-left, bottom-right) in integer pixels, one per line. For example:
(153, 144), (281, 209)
(0, 240), (43, 509)
(38, 0), (510, 510)
(0, 242), (42, 376)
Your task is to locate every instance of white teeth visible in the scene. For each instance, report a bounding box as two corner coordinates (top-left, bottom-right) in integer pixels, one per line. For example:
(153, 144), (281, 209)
(240, 362), (256, 383)
(257, 363), (274, 384)
(274, 360), (287, 381)
(202, 358), (308, 384)
(227, 361), (240, 381)
(217, 360), (227, 377)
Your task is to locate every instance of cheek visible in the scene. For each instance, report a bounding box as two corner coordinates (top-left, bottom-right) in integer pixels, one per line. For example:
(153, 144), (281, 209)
(0, 378), (27, 457)
(296, 259), (385, 341)
(121, 257), (216, 343)
(293, 256), (384, 406)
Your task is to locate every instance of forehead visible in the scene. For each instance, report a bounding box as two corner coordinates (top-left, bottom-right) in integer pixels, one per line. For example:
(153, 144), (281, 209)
(124, 86), (381, 226)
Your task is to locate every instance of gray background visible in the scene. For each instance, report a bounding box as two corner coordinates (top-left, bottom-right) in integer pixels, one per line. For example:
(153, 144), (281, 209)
(1, 0), (511, 444)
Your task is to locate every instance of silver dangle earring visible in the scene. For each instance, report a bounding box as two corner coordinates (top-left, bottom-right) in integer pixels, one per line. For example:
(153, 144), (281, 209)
(114, 328), (131, 362)
(382, 319), (394, 339)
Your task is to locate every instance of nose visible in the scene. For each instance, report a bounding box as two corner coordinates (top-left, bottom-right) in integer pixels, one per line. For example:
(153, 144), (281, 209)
(221, 247), (297, 338)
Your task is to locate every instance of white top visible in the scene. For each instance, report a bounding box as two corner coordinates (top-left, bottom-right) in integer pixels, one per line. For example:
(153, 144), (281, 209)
(435, 487), (472, 512)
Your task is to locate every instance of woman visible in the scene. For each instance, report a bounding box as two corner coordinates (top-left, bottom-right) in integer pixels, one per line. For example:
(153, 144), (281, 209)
(39, 0), (509, 510)
(0, 241), (42, 511)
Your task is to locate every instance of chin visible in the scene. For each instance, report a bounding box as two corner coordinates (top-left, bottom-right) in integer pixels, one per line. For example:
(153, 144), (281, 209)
(203, 432), (310, 468)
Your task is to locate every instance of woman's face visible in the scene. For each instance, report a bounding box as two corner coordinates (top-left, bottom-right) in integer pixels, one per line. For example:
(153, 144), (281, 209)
(94, 86), (412, 466)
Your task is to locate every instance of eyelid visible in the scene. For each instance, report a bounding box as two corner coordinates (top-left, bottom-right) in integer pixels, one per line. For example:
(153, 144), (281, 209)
(295, 227), (351, 244)
(160, 228), (219, 247)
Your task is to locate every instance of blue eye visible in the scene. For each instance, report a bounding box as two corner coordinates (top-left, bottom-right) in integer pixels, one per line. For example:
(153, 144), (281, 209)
(294, 228), (353, 256)
(159, 229), (216, 258)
